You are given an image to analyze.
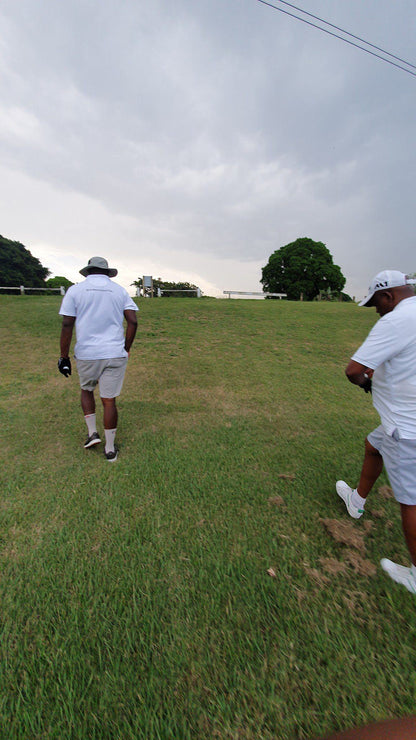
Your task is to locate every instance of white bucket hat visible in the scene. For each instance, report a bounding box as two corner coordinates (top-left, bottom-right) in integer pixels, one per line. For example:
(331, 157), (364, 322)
(79, 256), (118, 278)
(359, 270), (416, 306)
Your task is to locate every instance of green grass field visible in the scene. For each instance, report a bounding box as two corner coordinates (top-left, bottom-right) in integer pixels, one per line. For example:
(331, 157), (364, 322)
(0, 295), (415, 739)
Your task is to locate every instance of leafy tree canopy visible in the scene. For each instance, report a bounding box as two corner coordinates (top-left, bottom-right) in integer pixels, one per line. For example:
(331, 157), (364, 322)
(45, 276), (74, 289)
(261, 237), (346, 301)
(0, 235), (50, 286)
(132, 277), (200, 297)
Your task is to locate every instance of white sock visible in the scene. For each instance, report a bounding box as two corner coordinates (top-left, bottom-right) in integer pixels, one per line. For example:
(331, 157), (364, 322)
(84, 413), (97, 436)
(352, 489), (366, 509)
(105, 428), (116, 453)
(411, 564), (416, 580)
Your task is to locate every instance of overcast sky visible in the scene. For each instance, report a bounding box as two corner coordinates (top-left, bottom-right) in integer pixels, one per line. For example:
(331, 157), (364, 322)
(0, 0), (415, 299)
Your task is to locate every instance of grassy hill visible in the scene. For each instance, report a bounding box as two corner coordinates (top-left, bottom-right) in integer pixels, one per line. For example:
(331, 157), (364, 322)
(0, 295), (414, 739)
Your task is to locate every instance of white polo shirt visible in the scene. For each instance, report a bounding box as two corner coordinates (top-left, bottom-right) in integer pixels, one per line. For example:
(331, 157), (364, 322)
(352, 296), (416, 439)
(59, 274), (138, 360)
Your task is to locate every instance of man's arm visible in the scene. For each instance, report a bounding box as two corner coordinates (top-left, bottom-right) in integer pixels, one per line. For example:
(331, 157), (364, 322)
(345, 359), (373, 391)
(60, 315), (76, 357)
(124, 309), (137, 353)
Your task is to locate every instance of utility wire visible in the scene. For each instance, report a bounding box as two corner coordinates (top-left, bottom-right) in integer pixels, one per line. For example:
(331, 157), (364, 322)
(269, 0), (416, 69)
(257, 0), (416, 78)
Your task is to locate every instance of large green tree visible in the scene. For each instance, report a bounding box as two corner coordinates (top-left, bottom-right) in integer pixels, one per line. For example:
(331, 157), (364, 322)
(45, 276), (74, 289)
(0, 235), (50, 286)
(261, 237), (346, 301)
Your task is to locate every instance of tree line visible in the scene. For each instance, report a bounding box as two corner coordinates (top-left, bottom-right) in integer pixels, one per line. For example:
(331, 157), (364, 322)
(1, 233), (350, 300)
(0, 235), (73, 290)
(0, 235), (201, 296)
(0, 235), (51, 287)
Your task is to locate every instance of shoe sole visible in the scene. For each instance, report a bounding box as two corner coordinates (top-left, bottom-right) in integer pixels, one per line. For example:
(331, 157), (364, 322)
(84, 438), (101, 449)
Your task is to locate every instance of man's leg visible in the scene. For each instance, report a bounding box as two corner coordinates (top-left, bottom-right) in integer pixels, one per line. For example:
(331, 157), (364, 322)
(401, 504), (416, 566)
(81, 389), (101, 446)
(101, 397), (118, 429)
(356, 437), (383, 498)
(101, 397), (118, 460)
(77, 359), (102, 447)
(337, 436), (383, 518)
(81, 389), (95, 415)
(381, 506), (416, 591)
(380, 437), (416, 594)
(98, 358), (127, 461)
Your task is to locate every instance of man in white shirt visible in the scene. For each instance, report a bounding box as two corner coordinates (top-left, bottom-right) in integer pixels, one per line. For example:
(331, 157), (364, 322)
(336, 270), (416, 594)
(58, 256), (138, 461)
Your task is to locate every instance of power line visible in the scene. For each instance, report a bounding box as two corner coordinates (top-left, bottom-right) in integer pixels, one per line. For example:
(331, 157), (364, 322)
(267, 0), (416, 69)
(257, 0), (416, 78)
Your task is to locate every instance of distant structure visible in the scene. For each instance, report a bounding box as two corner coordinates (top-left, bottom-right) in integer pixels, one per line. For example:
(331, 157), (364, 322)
(135, 276), (202, 298)
(136, 276), (154, 297)
(142, 276), (154, 298)
(223, 291), (286, 299)
(157, 287), (201, 298)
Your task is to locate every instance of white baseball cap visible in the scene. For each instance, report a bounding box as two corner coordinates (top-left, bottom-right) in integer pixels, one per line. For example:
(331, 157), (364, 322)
(359, 270), (416, 306)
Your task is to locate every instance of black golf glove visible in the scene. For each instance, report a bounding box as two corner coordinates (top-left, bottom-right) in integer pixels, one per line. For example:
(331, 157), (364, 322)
(58, 357), (72, 377)
(360, 376), (372, 394)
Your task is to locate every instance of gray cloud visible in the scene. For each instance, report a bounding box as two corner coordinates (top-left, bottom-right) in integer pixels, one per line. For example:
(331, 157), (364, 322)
(0, 0), (415, 298)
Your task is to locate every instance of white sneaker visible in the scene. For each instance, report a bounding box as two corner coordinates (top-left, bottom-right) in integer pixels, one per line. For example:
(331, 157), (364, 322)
(381, 558), (416, 594)
(336, 480), (364, 519)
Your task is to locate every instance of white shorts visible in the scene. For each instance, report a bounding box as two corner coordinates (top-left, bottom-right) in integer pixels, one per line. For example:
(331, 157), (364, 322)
(76, 357), (128, 398)
(367, 425), (416, 506)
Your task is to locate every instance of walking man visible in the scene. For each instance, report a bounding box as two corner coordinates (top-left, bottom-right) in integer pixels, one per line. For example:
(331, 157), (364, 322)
(58, 256), (138, 461)
(336, 270), (416, 594)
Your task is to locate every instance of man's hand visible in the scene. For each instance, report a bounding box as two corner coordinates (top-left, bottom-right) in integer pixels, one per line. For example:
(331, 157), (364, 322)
(346, 361), (374, 392)
(124, 309), (137, 354)
(58, 357), (72, 377)
(360, 375), (372, 393)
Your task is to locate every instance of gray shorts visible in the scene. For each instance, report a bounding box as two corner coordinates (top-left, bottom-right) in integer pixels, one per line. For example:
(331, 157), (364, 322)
(367, 425), (416, 506)
(76, 357), (128, 398)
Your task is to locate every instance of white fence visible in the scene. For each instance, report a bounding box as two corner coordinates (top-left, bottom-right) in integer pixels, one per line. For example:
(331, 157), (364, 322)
(223, 291), (287, 299)
(0, 285), (66, 295)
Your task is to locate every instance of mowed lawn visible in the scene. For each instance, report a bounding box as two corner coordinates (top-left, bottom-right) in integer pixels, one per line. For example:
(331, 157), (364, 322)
(0, 295), (415, 740)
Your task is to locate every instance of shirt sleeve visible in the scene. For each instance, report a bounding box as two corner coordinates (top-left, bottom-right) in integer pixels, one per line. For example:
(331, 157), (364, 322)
(58, 287), (77, 317)
(352, 313), (410, 369)
(123, 291), (139, 311)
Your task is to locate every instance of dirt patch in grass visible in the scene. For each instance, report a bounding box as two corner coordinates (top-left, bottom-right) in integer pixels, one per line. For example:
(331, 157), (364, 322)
(320, 518), (366, 553)
(378, 485), (394, 500)
(344, 550), (377, 577)
(319, 518), (377, 581)
(304, 552), (376, 588)
(303, 564), (330, 587)
(268, 495), (285, 506)
(369, 509), (385, 519)
(319, 557), (349, 576)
